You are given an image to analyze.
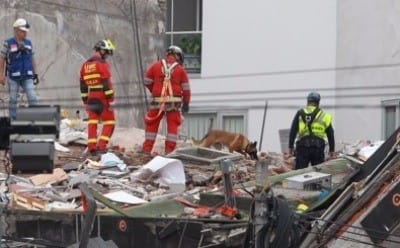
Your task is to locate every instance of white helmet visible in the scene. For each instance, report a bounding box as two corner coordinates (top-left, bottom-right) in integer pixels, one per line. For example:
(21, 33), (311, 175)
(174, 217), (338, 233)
(13, 18), (30, 32)
(166, 45), (184, 64)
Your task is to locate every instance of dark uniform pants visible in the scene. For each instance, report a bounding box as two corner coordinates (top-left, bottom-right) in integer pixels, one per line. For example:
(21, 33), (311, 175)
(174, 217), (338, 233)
(294, 146), (325, 170)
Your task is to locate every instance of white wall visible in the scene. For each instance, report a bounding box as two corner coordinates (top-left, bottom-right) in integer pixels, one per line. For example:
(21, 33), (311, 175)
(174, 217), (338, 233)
(190, 0), (337, 152)
(336, 0), (400, 143)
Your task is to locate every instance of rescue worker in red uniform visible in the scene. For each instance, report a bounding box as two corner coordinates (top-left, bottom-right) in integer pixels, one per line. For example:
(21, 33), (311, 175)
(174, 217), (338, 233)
(80, 39), (116, 155)
(142, 45), (190, 154)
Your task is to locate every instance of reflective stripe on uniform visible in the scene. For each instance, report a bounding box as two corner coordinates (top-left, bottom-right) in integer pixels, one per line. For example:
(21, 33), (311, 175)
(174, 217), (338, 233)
(88, 119), (99, 124)
(102, 120), (115, 125)
(104, 89), (114, 96)
(87, 138), (97, 144)
(153, 96), (182, 103)
(145, 132), (157, 140)
(144, 77), (153, 85)
(99, 135), (110, 141)
(83, 73), (101, 80)
(166, 133), (178, 142)
(89, 85), (103, 89)
(181, 82), (190, 91)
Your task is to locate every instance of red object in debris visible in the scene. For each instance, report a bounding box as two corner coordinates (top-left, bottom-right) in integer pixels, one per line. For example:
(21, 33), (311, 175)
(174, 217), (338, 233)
(174, 196), (201, 208)
(216, 205), (238, 218)
(81, 192), (87, 212)
(232, 188), (240, 196)
(193, 206), (213, 217)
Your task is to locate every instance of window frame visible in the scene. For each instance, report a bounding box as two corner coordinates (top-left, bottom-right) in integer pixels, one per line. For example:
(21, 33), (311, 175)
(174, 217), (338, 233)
(166, 0), (202, 74)
(381, 99), (400, 139)
(183, 109), (248, 140)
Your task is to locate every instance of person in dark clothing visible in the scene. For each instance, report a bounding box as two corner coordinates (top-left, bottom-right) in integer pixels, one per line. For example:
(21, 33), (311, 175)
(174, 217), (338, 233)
(288, 92), (335, 170)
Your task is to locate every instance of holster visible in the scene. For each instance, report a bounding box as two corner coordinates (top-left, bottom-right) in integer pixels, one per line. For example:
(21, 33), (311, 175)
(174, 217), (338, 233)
(87, 98), (104, 115)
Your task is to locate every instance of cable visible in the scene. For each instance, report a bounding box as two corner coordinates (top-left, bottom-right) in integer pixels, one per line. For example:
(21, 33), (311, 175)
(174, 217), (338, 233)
(177, 218), (189, 248)
(89, 0), (136, 125)
(199, 62), (400, 80)
(6, 80), (400, 94)
(33, 0), (127, 20)
(295, 211), (400, 246)
(129, 0), (148, 113)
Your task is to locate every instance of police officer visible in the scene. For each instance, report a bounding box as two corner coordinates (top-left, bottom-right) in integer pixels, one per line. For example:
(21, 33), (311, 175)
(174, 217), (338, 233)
(288, 92), (335, 170)
(0, 18), (38, 119)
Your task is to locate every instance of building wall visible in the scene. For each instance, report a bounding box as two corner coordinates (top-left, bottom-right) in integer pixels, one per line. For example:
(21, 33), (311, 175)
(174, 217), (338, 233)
(0, 0), (165, 128)
(190, 0), (337, 152)
(336, 0), (400, 143)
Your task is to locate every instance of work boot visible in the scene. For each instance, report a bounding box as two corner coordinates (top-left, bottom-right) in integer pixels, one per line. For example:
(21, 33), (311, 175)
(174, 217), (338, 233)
(135, 147), (154, 163)
(80, 147), (95, 159)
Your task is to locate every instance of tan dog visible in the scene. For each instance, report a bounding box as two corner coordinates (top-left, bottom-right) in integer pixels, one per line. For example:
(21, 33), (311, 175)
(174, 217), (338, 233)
(193, 129), (258, 160)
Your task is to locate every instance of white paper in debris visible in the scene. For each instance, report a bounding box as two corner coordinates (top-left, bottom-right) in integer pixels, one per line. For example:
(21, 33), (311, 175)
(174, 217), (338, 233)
(357, 141), (384, 160)
(131, 156), (186, 187)
(100, 152), (127, 170)
(104, 190), (147, 205)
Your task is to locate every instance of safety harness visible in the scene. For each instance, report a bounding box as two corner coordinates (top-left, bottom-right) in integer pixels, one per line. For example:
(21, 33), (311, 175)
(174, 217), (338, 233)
(145, 59), (182, 121)
(299, 107), (320, 136)
(297, 107), (326, 148)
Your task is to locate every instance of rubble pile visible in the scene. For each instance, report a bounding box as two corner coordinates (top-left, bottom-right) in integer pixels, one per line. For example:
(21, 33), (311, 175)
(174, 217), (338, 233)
(0, 117), (297, 222)
(1, 116), (383, 222)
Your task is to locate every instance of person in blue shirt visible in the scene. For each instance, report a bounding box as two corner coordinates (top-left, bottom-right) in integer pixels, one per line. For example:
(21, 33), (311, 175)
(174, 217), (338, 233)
(0, 18), (38, 119)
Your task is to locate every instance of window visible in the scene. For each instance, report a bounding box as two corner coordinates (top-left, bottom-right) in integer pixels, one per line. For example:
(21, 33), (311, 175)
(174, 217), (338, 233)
(222, 115), (245, 134)
(382, 99), (400, 139)
(181, 113), (216, 141)
(166, 0), (202, 73)
(182, 112), (247, 141)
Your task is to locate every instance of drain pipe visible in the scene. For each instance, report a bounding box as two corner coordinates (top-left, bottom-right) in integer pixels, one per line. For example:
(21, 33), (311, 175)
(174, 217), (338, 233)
(258, 100), (268, 151)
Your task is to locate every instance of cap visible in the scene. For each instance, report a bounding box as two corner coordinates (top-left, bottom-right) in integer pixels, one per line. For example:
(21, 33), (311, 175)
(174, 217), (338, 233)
(307, 91), (321, 103)
(13, 18), (30, 32)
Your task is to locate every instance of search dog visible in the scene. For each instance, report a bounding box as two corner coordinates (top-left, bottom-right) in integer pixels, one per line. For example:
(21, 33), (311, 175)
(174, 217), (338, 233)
(192, 129), (258, 160)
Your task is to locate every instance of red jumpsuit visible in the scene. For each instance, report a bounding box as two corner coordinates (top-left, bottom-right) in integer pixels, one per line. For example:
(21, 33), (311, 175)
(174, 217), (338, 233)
(80, 53), (115, 153)
(142, 55), (190, 154)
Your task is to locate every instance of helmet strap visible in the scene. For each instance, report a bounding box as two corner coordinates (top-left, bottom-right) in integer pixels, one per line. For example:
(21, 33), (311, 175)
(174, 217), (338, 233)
(99, 49), (108, 59)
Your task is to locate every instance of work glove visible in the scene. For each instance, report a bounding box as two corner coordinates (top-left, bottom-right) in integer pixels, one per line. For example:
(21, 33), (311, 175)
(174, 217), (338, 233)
(181, 103), (189, 113)
(33, 74), (39, 85)
(288, 148), (294, 157)
(328, 151), (336, 160)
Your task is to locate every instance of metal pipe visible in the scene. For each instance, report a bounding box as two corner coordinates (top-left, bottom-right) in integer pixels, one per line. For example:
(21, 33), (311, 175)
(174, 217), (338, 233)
(258, 100), (268, 151)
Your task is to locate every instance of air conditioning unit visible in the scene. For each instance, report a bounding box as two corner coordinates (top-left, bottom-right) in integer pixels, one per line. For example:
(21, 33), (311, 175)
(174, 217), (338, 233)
(283, 172), (332, 190)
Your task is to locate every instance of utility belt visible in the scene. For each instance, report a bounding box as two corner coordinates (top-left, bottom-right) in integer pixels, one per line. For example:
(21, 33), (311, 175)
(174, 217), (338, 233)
(149, 101), (182, 111)
(296, 135), (325, 148)
(153, 96), (182, 103)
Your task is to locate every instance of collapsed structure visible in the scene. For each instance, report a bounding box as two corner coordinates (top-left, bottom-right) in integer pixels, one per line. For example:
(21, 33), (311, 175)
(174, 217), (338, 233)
(0, 113), (399, 247)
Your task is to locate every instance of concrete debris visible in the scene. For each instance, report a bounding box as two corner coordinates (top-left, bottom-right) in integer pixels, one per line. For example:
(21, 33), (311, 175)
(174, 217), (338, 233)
(3, 117), (395, 248)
